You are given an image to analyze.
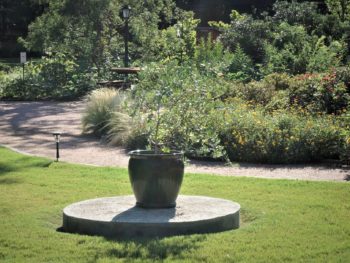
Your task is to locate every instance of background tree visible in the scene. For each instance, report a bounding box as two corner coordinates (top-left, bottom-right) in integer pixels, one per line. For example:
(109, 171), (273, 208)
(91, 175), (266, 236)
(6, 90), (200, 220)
(325, 0), (350, 21)
(20, 0), (188, 74)
(0, 0), (44, 57)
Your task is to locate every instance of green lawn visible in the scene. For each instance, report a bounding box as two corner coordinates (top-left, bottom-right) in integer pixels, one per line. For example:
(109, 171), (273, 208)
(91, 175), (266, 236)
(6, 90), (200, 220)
(0, 146), (349, 262)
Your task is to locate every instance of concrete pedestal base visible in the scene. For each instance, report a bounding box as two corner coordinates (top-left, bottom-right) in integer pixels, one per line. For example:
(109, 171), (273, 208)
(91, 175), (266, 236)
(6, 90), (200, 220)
(63, 195), (240, 238)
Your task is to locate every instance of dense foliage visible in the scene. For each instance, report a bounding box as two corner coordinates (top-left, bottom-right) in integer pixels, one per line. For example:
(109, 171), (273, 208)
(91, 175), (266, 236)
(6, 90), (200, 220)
(215, 1), (350, 77)
(0, 0), (198, 99)
(20, 0), (193, 70)
(2, 0), (350, 164)
(0, 0), (44, 57)
(0, 53), (97, 100)
(83, 62), (350, 163)
(132, 63), (350, 163)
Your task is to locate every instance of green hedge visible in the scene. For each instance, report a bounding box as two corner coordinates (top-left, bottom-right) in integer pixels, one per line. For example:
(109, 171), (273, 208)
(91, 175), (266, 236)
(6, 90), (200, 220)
(219, 101), (344, 163)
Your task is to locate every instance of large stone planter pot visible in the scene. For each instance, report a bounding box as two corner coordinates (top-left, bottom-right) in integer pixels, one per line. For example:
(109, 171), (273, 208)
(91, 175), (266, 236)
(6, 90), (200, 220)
(128, 150), (184, 208)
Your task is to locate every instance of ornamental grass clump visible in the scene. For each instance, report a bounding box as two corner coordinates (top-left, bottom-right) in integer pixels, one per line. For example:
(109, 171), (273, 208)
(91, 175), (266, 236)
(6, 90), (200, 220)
(82, 88), (128, 136)
(82, 87), (147, 148)
(105, 111), (148, 149)
(104, 112), (133, 146)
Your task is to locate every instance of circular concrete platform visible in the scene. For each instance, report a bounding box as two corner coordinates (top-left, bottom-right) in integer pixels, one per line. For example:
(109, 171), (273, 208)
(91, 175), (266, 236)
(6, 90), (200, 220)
(63, 195), (240, 238)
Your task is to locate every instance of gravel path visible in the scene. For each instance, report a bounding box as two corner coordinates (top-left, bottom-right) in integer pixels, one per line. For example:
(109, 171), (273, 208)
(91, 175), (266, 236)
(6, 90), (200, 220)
(0, 101), (349, 182)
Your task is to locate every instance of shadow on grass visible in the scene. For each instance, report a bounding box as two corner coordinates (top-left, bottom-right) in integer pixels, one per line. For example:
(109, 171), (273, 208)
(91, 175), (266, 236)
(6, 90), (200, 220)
(0, 177), (22, 184)
(104, 235), (207, 260)
(240, 207), (261, 228)
(57, 226), (206, 260)
(0, 163), (16, 174)
(0, 156), (52, 176)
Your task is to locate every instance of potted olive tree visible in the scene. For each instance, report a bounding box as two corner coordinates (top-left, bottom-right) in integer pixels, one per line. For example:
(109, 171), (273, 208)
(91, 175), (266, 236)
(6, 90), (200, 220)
(128, 64), (185, 208)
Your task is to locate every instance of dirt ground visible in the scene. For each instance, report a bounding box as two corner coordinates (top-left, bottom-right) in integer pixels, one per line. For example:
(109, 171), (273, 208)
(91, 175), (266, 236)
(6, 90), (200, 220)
(0, 101), (349, 182)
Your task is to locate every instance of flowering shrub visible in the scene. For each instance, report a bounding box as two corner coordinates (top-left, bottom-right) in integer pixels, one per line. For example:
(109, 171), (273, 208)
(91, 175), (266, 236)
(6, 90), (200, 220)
(228, 70), (350, 115)
(338, 109), (350, 164)
(220, 100), (344, 163)
(334, 66), (350, 91)
(290, 71), (350, 114)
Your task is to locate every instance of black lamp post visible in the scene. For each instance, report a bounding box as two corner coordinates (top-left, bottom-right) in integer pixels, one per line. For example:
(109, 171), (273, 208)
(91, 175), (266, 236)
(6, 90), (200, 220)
(176, 25), (183, 63)
(122, 5), (131, 67)
(52, 132), (61, 162)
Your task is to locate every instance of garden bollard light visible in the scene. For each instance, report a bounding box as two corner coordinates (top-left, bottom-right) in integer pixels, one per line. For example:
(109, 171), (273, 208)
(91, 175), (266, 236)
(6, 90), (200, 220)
(52, 132), (61, 162)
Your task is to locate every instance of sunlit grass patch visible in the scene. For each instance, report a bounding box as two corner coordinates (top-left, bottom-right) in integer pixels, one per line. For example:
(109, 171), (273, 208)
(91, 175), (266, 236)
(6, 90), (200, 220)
(0, 146), (349, 262)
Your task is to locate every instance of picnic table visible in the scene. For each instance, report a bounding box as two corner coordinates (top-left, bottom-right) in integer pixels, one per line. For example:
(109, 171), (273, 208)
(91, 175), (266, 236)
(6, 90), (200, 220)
(98, 67), (141, 89)
(110, 67), (141, 74)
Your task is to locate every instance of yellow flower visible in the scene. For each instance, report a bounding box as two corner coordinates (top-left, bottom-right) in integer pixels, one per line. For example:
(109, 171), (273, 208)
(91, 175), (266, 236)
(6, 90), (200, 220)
(238, 135), (245, 145)
(346, 137), (350, 145)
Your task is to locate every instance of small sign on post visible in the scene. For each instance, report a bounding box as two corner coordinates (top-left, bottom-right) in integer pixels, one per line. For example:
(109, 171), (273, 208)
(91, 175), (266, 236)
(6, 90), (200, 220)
(20, 52), (27, 64)
(20, 52), (26, 79)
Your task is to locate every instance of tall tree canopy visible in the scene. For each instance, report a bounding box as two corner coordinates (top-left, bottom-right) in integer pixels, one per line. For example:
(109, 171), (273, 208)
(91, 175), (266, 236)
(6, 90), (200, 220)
(325, 0), (350, 21)
(21, 0), (187, 69)
(0, 0), (44, 56)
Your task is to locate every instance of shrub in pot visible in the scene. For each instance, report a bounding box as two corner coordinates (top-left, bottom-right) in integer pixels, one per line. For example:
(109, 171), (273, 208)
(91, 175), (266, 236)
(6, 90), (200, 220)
(128, 64), (185, 208)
